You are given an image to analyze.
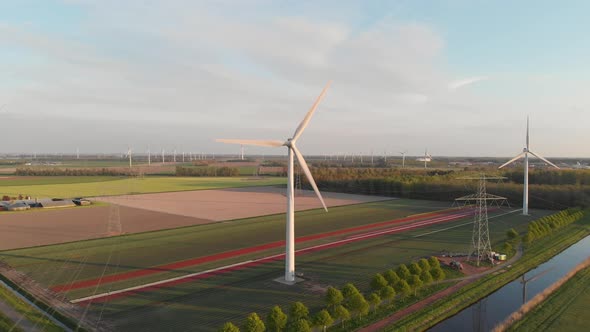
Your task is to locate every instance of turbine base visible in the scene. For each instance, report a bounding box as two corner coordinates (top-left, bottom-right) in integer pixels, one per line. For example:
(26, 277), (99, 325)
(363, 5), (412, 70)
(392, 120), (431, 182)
(273, 276), (304, 285)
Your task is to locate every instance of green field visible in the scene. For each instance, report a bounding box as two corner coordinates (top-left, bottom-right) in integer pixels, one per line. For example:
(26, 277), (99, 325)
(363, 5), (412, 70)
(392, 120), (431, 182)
(0, 176), (286, 197)
(0, 199), (550, 331)
(508, 265), (590, 332)
(0, 284), (64, 332)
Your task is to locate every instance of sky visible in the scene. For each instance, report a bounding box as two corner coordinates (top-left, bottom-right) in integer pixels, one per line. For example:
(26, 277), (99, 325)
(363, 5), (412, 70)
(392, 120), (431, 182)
(1, 0), (589, 157)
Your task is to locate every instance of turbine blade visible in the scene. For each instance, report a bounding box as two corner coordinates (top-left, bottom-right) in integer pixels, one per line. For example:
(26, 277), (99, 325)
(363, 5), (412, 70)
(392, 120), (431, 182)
(498, 152), (526, 169)
(526, 116), (530, 149)
(528, 150), (560, 169)
(216, 139), (284, 147)
(292, 81), (332, 141)
(292, 145), (328, 212)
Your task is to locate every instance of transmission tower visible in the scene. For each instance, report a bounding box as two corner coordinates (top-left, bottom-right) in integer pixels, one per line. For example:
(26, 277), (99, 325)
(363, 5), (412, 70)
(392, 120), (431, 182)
(456, 174), (507, 266)
(107, 204), (122, 236)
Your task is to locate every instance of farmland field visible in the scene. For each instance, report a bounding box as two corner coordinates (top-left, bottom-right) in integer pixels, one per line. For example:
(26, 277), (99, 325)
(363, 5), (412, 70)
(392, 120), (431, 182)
(0, 198), (551, 331)
(508, 265), (590, 332)
(0, 176), (286, 197)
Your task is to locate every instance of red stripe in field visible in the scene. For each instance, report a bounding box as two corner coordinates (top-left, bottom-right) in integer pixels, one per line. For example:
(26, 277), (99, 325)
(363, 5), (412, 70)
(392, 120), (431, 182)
(52, 208), (464, 293)
(76, 209), (478, 305)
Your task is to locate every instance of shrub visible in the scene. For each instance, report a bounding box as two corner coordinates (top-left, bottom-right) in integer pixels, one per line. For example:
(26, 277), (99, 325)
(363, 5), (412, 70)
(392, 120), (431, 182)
(384, 269), (401, 285)
(370, 273), (388, 291)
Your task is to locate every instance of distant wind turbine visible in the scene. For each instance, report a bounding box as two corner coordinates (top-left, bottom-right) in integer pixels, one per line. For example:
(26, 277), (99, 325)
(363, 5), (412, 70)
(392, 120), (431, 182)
(499, 117), (559, 215)
(126, 147), (132, 168)
(217, 81), (332, 284)
(400, 150), (407, 168)
(416, 149), (432, 169)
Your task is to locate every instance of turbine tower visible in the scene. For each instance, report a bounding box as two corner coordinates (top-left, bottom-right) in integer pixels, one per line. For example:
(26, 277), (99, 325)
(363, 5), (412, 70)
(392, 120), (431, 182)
(498, 117), (559, 215)
(161, 148), (165, 164)
(147, 147), (151, 166)
(126, 147), (132, 168)
(400, 151), (406, 168)
(217, 81), (332, 283)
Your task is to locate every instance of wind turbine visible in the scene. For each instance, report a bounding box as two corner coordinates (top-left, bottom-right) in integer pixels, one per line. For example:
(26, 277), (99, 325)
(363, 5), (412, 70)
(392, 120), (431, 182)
(400, 150), (407, 168)
(416, 149), (432, 169)
(499, 117), (559, 215)
(217, 81), (332, 283)
(126, 147), (132, 168)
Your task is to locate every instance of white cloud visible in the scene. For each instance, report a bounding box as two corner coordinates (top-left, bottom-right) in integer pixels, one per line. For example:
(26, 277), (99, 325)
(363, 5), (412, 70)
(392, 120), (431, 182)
(1, 2), (588, 157)
(448, 76), (489, 90)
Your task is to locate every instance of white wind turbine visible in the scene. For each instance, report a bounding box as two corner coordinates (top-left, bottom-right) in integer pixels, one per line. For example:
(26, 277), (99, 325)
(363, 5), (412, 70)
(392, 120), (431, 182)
(217, 81), (332, 283)
(499, 117), (559, 215)
(399, 150), (407, 168)
(126, 147), (133, 168)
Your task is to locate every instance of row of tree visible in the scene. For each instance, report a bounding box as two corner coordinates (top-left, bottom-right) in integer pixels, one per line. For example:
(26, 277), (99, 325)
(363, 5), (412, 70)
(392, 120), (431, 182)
(371, 256), (446, 298)
(523, 209), (585, 243)
(15, 167), (135, 176)
(312, 178), (590, 209)
(308, 167), (590, 187)
(175, 166), (240, 177)
(219, 256), (447, 332)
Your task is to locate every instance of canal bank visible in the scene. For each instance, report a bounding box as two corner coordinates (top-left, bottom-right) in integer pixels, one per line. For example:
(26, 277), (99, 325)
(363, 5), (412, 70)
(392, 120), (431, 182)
(377, 212), (590, 331)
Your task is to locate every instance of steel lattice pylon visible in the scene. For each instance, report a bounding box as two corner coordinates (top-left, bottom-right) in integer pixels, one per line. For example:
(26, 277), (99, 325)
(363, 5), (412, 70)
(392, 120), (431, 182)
(471, 176), (492, 266)
(456, 174), (508, 266)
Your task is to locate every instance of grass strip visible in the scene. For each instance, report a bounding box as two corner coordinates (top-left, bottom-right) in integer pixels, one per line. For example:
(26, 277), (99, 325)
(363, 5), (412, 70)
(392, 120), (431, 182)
(503, 263), (590, 332)
(0, 284), (64, 331)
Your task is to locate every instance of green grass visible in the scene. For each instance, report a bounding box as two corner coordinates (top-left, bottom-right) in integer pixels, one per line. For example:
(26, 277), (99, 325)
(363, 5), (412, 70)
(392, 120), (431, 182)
(0, 176), (286, 197)
(508, 265), (590, 332)
(0, 284), (64, 331)
(0, 311), (22, 332)
(0, 176), (121, 186)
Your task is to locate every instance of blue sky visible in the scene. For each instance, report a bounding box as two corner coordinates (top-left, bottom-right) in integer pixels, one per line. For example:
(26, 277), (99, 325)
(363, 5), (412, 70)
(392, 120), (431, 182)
(1, 1), (588, 157)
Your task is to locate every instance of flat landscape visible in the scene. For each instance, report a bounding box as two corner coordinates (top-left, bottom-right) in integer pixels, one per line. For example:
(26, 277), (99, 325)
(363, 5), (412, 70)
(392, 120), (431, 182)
(96, 186), (392, 220)
(0, 194), (550, 331)
(0, 176), (286, 197)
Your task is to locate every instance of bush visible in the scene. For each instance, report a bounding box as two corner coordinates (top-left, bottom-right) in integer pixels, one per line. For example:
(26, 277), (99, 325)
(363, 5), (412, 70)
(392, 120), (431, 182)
(370, 273), (388, 291)
(394, 280), (412, 297)
(420, 270), (434, 285)
(428, 256), (441, 269)
(219, 322), (240, 332)
(431, 267), (446, 281)
(384, 269), (401, 285)
(397, 264), (412, 280)
(242, 313), (265, 332)
(418, 258), (431, 272)
(409, 262), (423, 275)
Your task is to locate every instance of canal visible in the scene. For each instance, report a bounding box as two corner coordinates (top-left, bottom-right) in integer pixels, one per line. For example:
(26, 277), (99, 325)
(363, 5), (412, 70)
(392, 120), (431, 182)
(428, 234), (590, 332)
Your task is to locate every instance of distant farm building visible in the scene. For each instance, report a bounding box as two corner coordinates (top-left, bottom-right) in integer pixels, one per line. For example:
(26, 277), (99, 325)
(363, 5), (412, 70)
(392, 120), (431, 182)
(38, 200), (77, 209)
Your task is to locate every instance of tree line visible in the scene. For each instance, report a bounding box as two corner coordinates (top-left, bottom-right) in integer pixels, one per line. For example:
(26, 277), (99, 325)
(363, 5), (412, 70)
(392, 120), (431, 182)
(218, 256), (447, 332)
(15, 167), (135, 176)
(304, 168), (590, 209)
(175, 166), (240, 177)
(523, 209), (585, 244)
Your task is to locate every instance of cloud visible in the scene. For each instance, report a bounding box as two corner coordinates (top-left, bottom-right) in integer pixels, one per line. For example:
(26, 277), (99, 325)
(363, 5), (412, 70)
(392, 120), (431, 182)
(1, 2), (588, 157)
(448, 76), (489, 90)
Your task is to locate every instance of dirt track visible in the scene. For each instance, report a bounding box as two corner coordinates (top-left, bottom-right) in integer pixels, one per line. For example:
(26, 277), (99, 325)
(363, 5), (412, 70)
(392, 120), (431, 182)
(96, 186), (391, 221)
(0, 206), (212, 250)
